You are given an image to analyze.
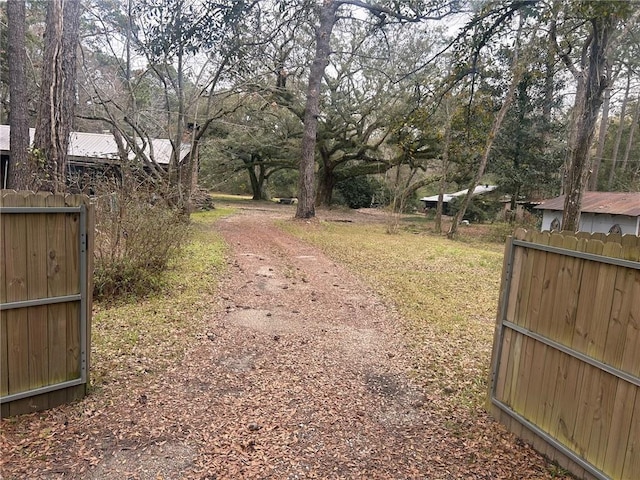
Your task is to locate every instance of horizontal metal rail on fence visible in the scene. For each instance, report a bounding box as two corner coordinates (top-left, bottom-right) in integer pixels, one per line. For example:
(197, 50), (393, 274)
(504, 321), (640, 388)
(0, 204), (88, 405)
(0, 206), (83, 214)
(0, 294), (82, 311)
(512, 238), (640, 270)
(490, 237), (640, 480)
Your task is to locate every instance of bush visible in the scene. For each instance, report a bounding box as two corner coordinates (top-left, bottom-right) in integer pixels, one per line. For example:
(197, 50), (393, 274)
(448, 195), (502, 223)
(336, 176), (390, 209)
(487, 211), (542, 243)
(93, 177), (190, 300)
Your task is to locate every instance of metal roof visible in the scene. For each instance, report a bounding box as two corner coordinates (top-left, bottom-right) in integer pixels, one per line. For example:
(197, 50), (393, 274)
(0, 125), (190, 165)
(536, 192), (640, 216)
(420, 185), (497, 203)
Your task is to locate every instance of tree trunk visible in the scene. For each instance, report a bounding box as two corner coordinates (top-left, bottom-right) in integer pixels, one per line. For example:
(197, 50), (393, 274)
(295, 2), (337, 218)
(589, 81), (610, 191)
(33, 0), (81, 193)
(446, 79), (516, 238)
(7, 0), (30, 190)
(435, 101), (453, 234)
(562, 16), (614, 232)
(316, 161), (336, 207)
(447, 50), (520, 239)
(607, 70), (630, 189)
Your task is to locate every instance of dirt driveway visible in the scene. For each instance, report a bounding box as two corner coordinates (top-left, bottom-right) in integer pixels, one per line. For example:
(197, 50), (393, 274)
(1, 205), (562, 479)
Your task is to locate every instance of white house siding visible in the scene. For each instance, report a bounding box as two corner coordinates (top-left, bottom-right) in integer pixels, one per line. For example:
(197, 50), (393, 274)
(542, 211), (639, 235)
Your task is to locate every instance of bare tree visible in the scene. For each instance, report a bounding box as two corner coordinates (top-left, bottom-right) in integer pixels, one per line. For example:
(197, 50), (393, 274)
(607, 70), (631, 189)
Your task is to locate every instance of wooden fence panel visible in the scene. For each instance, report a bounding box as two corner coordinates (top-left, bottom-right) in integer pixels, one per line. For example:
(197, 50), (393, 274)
(489, 229), (640, 480)
(0, 191), (92, 416)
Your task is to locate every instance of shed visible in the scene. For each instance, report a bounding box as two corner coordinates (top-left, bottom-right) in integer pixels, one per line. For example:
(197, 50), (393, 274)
(420, 184), (497, 215)
(0, 125), (191, 189)
(536, 191), (640, 235)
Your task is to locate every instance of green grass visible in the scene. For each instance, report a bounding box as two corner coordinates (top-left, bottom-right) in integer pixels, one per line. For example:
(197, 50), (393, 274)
(281, 220), (506, 409)
(90, 207), (233, 389)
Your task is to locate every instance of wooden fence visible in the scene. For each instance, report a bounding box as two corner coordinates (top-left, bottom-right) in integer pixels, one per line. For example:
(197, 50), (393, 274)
(488, 229), (640, 480)
(1, 191), (93, 417)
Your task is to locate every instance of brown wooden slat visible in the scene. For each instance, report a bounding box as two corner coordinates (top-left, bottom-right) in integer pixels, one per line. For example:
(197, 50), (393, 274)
(65, 195), (82, 382)
(0, 193), (8, 397)
(25, 193), (51, 412)
(4, 192), (31, 416)
(505, 238), (525, 324)
(494, 328), (513, 403)
(602, 379), (637, 479)
(45, 195), (68, 408)
(621, 394), (640, 480)
(586, 241), (621, 362)
(525, 233), (565, 428)
(620, 259), (640, 378)
(511, 233), (551, 418)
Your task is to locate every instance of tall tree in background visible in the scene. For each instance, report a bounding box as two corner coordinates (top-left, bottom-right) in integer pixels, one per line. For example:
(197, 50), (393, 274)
(555, 2), (637, 231)
(33, 0), (82, 193)
(296, 1), (337, 219)
(6, 0), (30, 189)
(295, 0), (457, 219)
(556, 10), (614, 231)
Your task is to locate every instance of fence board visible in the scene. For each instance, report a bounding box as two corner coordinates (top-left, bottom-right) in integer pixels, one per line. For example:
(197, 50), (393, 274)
(65, 195), (81, 383)
(603, 266), (636, 372)
(505, 229), (526, 324)
(0, 195), (7, 402)
(620, 273), (640, 378)
(588, 242), (621, 361)
(512, 233), (550, 418)
(572, 240), (605, 355)
(525, 234), (565, 428)
(621, 396), (640, 480)
(603, 380), (637, 479)
(26, 193), (51, 412)
(3, 193), (31, 416)
(513, 231), (535, 327)
(45, 194), (69, 408)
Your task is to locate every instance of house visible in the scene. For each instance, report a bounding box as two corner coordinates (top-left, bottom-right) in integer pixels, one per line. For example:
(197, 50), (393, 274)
(420, 184), (497, 215)
(536, 191), (640, 235)
(0, 125), (191, 189)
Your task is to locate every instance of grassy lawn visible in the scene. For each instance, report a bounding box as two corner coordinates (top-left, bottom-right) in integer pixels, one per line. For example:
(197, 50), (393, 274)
(282, 219), (507, 410)
(90, 208), (234, 390)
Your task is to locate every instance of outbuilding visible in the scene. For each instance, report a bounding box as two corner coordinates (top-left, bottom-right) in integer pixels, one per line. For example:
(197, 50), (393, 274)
(0, 125), (191, 189)
(420, 184), (497, 215)
(536, 191), (640, 235)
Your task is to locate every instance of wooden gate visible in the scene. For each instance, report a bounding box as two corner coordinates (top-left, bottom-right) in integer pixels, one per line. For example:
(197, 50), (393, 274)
(489, 229), (640, 480)
(1, 191), (93, 417)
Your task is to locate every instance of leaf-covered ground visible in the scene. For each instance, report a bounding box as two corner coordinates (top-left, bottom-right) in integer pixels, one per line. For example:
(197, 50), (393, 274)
(0, 203), (570, 479)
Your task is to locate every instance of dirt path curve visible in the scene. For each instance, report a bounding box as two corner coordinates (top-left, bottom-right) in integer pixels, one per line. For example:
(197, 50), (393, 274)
(3, 206), (553, 479)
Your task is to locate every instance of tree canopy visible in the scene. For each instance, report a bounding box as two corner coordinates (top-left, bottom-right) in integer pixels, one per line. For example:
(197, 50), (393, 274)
(2, 0), (639, 225)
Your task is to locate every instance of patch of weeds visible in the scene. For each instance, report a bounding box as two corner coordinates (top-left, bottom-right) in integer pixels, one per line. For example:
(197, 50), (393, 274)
(547, 463), (571, 478)
(90, 208), (233, 390)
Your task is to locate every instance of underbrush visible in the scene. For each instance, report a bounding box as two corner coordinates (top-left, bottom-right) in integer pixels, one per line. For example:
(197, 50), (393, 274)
(282, 220), (504, 410)
(91, 209), (232, 389)
(92, 182), (190, 299)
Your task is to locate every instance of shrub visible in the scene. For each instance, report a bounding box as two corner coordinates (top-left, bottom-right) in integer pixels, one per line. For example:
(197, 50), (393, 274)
(93, 176), (190, 300)
(448, 195), (502, 223)
(336, 175), (390, 209)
